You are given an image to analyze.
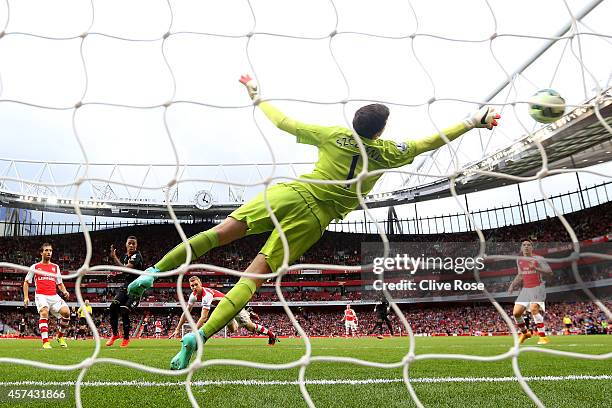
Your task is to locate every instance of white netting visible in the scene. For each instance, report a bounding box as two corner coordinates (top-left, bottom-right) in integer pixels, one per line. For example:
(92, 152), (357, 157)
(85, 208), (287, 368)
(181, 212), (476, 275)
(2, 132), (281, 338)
(0, 1), (611, 407)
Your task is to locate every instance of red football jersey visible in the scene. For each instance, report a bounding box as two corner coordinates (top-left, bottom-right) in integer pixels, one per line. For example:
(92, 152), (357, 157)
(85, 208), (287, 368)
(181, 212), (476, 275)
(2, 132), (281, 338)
(516, 258), (542, 288)
(188, 287), (225, 310)
(344, 309), (356, 322)
(25, 262), (62, 296)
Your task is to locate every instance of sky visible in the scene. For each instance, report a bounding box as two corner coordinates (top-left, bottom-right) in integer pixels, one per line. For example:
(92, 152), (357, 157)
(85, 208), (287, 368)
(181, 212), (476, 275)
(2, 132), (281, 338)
(0, 0), (611, 225)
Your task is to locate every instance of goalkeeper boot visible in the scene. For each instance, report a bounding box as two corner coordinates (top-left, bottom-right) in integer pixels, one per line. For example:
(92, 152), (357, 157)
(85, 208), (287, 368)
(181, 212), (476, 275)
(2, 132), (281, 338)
(42, 341), (52, 349)
(127, 267), (160, 297)
(518, 331), (532, 344)
(57, 337), (68, 348)
(537, 336), (550, 345)
(170, 330), (206, 370)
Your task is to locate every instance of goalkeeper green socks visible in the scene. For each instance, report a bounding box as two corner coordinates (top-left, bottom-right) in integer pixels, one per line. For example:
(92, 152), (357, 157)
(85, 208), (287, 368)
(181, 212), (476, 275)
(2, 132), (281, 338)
(154, 229), (219, 272)
(201, 278), (257, 338)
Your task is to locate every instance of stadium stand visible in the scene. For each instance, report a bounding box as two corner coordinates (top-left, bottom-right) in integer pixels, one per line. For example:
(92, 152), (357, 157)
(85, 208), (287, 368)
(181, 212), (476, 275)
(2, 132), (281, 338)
(1, 201), (610, 339)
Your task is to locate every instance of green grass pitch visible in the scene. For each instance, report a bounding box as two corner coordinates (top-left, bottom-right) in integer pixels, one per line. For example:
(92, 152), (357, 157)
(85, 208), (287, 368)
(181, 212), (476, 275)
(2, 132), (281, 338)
(0, 335), (609, 407)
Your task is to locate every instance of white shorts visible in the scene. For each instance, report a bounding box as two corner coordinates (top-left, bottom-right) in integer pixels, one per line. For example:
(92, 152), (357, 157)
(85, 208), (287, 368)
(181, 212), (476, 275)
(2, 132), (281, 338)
(345, 320), (358, 330)
(233, 309), (252, 327)
(34, 294), (68, 318)
(225, 309), (251, 333)
(515, 285), (546, 311)
(155, 328), (162, 333)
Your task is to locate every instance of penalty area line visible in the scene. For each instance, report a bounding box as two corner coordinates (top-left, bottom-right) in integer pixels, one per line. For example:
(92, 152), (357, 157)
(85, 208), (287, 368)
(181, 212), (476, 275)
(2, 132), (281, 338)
(0, 375), (610, 387)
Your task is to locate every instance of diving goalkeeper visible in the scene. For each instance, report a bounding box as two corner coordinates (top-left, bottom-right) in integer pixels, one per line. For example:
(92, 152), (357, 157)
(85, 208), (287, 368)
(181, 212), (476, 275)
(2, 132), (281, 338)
(127, 75), (501, 369)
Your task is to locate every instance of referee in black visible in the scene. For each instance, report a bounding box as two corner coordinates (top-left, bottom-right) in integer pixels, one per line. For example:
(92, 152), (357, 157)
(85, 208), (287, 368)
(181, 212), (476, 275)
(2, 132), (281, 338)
(370, 298), (394, 338)
(106, 236), (144, 348)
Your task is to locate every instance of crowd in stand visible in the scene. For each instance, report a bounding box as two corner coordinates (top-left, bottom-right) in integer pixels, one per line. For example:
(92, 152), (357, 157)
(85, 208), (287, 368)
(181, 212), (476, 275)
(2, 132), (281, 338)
(1, 261), (610, 304)
(2, 301), (609, 339)
(1, 201), (610, 341)
(1, 202), (610, 273)
(1, 262), (610, 303)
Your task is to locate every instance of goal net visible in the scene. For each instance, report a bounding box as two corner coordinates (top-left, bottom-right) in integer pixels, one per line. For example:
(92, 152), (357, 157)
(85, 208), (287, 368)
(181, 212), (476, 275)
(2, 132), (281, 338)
(0, 1), (611, 408)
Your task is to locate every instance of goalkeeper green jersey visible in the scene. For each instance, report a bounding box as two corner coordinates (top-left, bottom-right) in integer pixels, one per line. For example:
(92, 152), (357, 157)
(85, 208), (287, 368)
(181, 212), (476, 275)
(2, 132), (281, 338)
(258, 101), (468, 220)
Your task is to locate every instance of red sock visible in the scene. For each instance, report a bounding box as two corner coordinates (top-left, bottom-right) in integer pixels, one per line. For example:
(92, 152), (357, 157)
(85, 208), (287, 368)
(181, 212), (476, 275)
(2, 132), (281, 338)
(39, 318), (49, 343)
(58, 317), (70, 338)
(537, 323), (545, 337)
(254, 324), (269, 335)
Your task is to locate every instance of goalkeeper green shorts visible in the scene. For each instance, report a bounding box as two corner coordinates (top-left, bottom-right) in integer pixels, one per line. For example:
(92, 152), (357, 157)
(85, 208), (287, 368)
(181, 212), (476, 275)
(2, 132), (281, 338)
(229, 182), (336, 272)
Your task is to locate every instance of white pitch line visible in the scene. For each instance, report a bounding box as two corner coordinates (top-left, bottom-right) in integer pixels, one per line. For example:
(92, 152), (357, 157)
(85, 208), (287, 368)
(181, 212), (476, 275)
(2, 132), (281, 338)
(0, 375), (610, 387)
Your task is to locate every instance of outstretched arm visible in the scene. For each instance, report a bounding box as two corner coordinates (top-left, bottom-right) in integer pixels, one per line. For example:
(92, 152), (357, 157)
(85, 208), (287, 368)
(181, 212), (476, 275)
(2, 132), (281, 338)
(258, 101), (300, 135)
(239, 74), (329, 145)
(195, 308), (210, 330)
(170, 304), (194, 339)
(412, 107), (501, 156)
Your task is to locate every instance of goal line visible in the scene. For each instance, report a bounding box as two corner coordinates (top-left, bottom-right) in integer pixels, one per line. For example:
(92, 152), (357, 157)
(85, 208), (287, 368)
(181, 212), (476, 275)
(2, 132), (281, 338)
(1, 375), (609, 388)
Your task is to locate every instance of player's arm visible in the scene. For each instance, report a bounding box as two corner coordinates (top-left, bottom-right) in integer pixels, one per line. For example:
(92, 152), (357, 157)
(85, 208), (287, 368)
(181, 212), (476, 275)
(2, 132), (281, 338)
(507, 273), (523, 293)
(22, 280), (30, 307)
(170, 304), (194, 339)
(239, 74), (330, 146)
(54, 265), (69, 298)
(57, 283), (69, 299)
(380, 107), (501, 168)
(109, 245), (123, 267)
(195, 307), (210, 329)
(412, 107), (501, 156)
(535, 257), (553, 276)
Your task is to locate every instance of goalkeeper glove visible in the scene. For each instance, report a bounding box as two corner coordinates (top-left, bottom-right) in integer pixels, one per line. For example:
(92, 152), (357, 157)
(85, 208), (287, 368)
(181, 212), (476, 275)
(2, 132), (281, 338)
(239, 74), (260, 102)
(463, 106), (501, 130)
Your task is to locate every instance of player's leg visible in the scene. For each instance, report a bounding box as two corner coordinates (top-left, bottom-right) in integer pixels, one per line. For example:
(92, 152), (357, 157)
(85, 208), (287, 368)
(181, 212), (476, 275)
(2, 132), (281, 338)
(200, 186), (328, 339)
(55, 303), (70, 348)
(128, 217), (248, 297)
(385, 316), (394, 336)
(34, 295), (52, 348)
(81, 317), (89, 339)
(107, 295), (122, 346)
(345, 321), (350, 337)
(369, 320), (381, 335)
(170, 185), (331, 369)
(530, 303), (549, 345)
(170, 267), (266, 371)
(512, 303), (531, 344)
(120, 306), (131, 347)
(201, 255), (269, 339)
(242, 313), (278, 345)
(227, 319), (238, 333)
(38, 306), (51, 348)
